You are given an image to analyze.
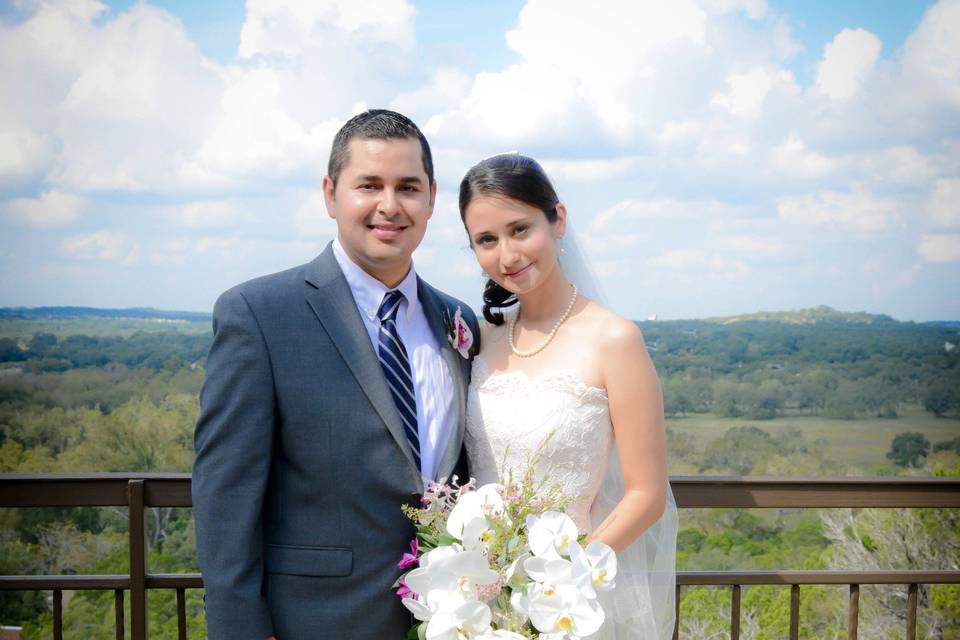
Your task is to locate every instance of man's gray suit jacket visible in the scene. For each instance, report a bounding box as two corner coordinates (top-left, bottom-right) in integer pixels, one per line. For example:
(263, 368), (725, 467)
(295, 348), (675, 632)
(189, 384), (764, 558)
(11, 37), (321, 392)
(192, 244), (480, 639)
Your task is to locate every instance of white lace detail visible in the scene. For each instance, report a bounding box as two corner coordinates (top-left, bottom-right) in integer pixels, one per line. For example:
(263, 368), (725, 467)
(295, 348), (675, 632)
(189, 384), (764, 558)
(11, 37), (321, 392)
(466, 354), (678, 639)
(466, 356), (613, 533)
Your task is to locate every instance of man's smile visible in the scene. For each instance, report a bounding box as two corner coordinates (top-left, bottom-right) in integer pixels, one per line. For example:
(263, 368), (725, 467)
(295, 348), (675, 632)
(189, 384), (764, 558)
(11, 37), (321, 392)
(368, 222), (408, 240)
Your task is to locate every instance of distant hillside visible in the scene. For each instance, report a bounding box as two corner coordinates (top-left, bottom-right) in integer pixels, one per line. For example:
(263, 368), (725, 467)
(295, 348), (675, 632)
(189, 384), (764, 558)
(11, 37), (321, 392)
(0, 306), (211, 322)
(703, 305), (897, 325)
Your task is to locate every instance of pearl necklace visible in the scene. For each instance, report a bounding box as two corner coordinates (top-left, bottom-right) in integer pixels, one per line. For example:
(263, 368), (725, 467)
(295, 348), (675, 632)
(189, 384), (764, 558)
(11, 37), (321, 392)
(509, 284), (578, 358)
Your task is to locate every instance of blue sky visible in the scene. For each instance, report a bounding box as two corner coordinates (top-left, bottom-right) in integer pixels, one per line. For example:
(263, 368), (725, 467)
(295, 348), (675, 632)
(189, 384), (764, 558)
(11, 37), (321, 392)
(1, 0), (958, 320)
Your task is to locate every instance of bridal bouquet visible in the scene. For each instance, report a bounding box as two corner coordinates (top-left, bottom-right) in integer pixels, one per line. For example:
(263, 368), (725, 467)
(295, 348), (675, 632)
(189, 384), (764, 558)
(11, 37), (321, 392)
(395, 463), (617, 640)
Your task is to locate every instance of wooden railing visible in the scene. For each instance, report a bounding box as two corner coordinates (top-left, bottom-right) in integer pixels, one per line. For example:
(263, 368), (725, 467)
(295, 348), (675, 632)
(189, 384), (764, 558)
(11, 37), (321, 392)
(1, 474), (958, 639)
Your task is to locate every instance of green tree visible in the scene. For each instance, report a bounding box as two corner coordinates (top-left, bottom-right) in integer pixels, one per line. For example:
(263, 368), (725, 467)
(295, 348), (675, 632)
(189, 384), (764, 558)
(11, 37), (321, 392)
(886, 432), (931, 468)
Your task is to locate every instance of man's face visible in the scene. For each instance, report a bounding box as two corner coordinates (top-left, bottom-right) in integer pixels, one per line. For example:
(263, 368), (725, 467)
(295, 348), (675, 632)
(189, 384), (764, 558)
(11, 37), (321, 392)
(323, 137), (436, 287)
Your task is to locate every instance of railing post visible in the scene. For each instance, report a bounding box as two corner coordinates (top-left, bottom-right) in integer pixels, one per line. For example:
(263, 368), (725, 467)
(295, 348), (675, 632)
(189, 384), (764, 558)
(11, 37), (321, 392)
(115, 589), (125, 640)
(731, 584), (741, 640)
(789, 584), (800, 640)
(177, 587), (187, 640)
(129, 479), (148, 640)
(848, 584), (858, 640)
(906, 583), (918, 640)
(53, 589), (63, 640)
(673, 585), (680, 640)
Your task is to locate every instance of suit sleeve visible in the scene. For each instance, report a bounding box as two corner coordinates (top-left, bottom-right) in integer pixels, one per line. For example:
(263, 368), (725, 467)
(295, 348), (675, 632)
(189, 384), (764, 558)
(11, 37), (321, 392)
(192, 288), (275, 639)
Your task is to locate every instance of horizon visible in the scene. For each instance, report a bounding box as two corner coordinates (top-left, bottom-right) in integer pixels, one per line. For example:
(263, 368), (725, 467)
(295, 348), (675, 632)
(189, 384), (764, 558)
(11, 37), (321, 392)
(3, 302), (958, 325)
(2, 1), (958, 322)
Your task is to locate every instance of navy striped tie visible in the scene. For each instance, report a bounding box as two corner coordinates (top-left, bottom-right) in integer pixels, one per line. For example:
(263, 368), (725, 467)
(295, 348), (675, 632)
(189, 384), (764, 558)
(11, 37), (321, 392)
(376, 290), (420, 471)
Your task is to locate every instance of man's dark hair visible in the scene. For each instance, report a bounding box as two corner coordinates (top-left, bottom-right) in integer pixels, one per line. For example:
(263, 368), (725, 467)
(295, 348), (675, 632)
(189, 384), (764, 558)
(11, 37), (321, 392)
(327, 109), (434, 187)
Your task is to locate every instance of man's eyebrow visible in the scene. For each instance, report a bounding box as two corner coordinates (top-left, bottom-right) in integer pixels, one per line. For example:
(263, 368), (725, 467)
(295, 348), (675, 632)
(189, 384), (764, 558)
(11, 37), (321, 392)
(397, 176), (425, 184)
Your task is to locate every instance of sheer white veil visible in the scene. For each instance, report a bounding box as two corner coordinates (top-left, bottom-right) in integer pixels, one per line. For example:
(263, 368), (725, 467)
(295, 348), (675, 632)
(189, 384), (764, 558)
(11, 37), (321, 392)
(560, 226), (679, 639)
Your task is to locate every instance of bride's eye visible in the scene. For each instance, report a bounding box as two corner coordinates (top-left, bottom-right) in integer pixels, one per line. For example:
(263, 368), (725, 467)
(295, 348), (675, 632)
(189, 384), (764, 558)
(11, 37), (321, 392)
(513, 224), (528, 235)
(475, 235), (496, 246)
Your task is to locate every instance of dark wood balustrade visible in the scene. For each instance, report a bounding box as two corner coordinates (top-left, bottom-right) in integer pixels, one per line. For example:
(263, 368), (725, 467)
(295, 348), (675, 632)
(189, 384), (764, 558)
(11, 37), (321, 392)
(1, 474), (958, 639)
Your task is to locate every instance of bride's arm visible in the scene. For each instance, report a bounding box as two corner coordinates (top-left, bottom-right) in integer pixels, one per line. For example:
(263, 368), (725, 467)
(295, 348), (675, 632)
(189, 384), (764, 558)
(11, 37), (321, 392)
(589, 317), (668, 553)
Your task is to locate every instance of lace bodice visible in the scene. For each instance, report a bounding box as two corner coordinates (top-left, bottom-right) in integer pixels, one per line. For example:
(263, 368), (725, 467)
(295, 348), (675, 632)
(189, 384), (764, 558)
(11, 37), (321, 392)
(465, 356), (614, 533)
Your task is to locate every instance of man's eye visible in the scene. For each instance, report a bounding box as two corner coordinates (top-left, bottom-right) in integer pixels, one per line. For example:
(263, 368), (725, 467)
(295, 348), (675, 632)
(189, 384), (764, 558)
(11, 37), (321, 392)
(399, 185), (419, 192)
(358, 184), (378, 190)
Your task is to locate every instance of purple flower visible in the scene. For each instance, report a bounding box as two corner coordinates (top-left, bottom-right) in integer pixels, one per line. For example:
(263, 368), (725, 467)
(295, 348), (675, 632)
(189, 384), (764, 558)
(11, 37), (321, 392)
(397, 539), (419, 570)
(396, 577), (414, 599)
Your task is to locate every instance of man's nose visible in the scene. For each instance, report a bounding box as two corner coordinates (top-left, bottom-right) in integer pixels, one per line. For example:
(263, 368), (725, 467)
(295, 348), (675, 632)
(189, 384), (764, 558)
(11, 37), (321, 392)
(378, 188), (400, 216)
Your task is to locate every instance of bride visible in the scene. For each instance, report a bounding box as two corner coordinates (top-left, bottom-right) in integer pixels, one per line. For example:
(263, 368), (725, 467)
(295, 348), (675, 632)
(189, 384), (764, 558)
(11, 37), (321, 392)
(458, 154), (678, 639)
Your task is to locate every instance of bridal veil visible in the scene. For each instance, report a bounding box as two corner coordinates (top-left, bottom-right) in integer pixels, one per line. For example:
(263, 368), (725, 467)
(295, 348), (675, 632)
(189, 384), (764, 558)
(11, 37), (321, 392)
(562, 225), (679, 639)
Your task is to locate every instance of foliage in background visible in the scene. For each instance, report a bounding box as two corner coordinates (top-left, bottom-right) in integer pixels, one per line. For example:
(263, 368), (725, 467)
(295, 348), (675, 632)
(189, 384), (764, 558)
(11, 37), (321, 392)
(1, 310), (958, 637)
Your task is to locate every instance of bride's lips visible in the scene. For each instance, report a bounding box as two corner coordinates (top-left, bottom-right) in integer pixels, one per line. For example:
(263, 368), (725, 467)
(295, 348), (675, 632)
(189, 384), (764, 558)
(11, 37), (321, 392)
(504, 264), (532, 278)
(368, 223), (407, 240)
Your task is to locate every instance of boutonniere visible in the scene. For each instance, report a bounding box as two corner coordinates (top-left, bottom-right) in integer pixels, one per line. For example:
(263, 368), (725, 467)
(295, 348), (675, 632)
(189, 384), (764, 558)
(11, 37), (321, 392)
(444, 306), (475, 359)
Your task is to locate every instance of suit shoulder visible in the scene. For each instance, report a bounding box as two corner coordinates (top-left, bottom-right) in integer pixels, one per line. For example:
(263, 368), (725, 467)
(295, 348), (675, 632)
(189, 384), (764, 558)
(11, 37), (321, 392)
(215, 263), (308, 313)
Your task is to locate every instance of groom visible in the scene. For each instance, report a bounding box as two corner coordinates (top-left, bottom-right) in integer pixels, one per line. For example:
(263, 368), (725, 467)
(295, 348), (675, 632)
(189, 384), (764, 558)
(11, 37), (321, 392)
(192, 110), (480, 639)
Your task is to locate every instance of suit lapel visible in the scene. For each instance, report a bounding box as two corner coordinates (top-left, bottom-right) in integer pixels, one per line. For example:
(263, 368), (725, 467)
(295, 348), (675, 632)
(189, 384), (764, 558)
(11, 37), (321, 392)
(304, 245), (422, 488)
(417, 278), (469, 481)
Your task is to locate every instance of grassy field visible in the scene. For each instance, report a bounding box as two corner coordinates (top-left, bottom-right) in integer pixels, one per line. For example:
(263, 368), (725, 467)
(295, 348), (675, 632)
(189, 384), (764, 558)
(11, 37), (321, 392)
(666, 405), (960, 474)
(0, 317), (211, 339)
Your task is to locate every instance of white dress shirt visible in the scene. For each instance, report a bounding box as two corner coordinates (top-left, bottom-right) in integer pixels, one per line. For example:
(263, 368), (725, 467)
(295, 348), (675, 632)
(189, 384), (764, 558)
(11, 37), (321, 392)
(332, 238), (457, 483)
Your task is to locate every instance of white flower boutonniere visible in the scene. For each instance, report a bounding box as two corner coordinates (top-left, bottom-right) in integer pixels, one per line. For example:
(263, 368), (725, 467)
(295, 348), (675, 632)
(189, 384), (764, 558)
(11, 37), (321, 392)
(446, 306), (475, 359)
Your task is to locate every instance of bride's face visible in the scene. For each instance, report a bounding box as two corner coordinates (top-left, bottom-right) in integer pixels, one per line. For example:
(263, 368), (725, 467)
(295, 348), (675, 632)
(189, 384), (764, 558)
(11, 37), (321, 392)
(463, 195), (566, 295)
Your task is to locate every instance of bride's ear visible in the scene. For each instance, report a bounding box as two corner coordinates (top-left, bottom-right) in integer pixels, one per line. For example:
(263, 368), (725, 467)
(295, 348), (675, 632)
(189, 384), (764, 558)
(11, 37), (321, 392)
(553, 202), (568, 239)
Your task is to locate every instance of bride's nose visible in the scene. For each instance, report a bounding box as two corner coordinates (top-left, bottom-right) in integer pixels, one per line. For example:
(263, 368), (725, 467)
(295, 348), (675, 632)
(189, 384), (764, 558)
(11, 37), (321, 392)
(499, 242), (521, 267)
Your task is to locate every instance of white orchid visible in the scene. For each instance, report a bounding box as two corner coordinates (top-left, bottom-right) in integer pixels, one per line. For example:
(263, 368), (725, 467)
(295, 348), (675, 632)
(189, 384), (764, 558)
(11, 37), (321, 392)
(405, 548), (499, 603)
(523, 555), (574, 587)
(424, 599), (493, 640)
(447, 483), (508, 550)
(527, 511), (579, 560)
(504, 551), (531, 586)
(528, 583), (605, 640)
(569, 540), (617, 594)
(396, 466), (620, 639)
(476, 629), (528, 640)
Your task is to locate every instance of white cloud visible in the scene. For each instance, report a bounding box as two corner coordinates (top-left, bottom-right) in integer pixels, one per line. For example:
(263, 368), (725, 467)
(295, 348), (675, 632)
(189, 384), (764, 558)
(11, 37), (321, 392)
(902, 0), (960, 105)
(178, 200), (242, 228)
(63, 231), (138, 262)
(770, 132), (839, 178)
(711, 66), (799, 118)
(814, 28), (881, 102)
(238, 0), (415, 58)
(539, 157), (637, 184)
(648, 248), (750, 278)
(294, 189), (337, 238)
(862, 146), (936, 185)
(7, 191), (84, 227)
(918, 234), (960, 263)
(425, 0), (713, 145)
(777, 188), (896, 231)
(927, 179), (960, 228)
(716, 235), (784, 256)
(389, 67), (472, 119)
(592, 197), (739, 232)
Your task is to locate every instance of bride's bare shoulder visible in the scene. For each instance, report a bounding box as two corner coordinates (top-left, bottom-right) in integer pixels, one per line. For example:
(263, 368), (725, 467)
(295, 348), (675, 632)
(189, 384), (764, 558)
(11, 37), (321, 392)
(578, 298), (647, 352)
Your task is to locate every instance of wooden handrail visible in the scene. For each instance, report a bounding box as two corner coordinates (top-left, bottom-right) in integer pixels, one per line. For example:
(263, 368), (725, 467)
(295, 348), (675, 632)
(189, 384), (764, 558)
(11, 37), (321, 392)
(1, 474), (957, 639)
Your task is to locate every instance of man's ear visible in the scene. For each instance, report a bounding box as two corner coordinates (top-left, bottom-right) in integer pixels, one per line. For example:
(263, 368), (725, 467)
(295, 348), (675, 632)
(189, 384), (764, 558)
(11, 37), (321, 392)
(428, 179), (437, 217)
(554, 202), (568, 238)
(322, 175), (337, 219)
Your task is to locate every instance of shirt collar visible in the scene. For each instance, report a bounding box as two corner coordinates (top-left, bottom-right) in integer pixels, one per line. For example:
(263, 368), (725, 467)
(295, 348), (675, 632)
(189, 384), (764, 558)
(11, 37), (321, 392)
(332, 237), (418, 322)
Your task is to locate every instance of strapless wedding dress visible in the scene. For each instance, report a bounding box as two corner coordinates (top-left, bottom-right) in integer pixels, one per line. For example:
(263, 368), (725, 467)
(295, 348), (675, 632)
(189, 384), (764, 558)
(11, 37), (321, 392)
(465, 356), (677, 639)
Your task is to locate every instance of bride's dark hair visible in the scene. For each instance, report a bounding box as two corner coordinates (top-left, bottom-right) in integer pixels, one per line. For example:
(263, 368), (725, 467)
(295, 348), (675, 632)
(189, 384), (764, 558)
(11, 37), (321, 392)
(458, 154), (561, 325)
